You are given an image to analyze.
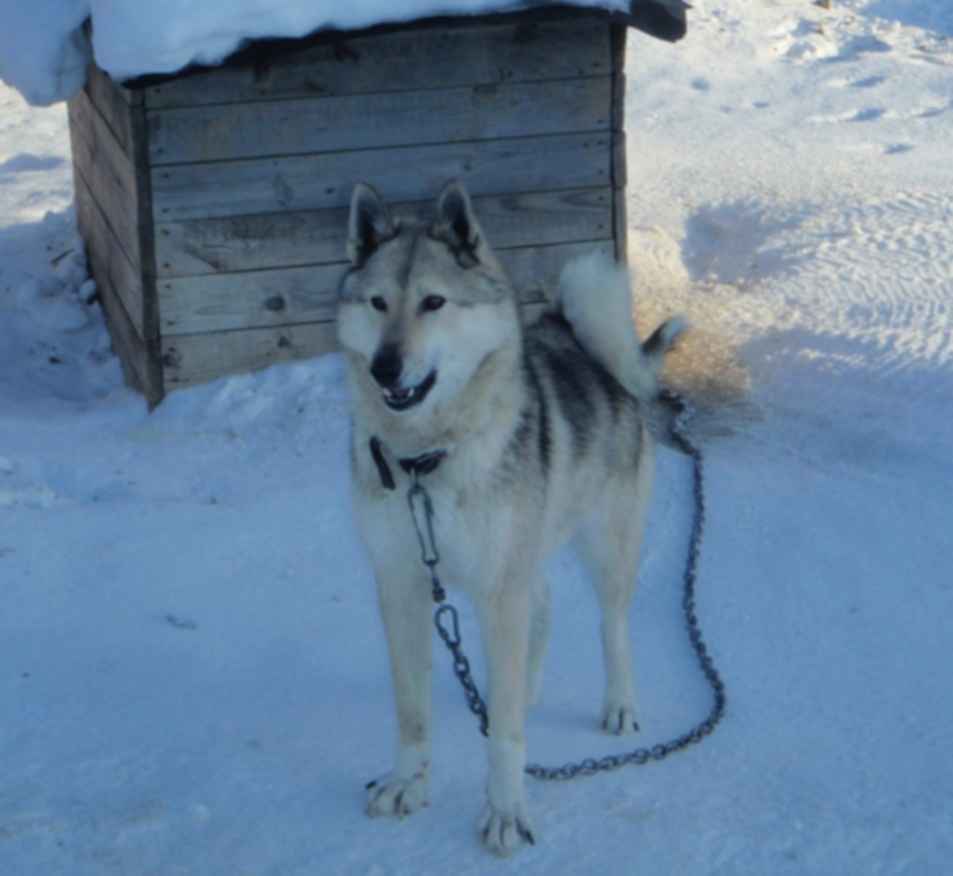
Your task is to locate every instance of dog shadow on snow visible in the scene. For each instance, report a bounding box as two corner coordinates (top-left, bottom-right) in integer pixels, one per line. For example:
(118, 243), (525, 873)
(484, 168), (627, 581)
(627, 198), (842, 445)
(627, 199), (803, 443)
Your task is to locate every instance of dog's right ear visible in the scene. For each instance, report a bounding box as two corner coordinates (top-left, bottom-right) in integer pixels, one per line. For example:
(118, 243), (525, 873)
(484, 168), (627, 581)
(430, 179), (482, 268)
(347, 183), (397, 267)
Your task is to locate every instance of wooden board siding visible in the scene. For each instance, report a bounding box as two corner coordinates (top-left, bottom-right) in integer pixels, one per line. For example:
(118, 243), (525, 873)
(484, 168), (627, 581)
(69, 63), (164, 405)
(71, 170), (144, 335)
(154, 188), (612, 278)
(160, 322), (340, 389)
(68, 12), (628, 399)
(73, 174), (145, 383)
(84, 62), (138, 156)
(158, 239), (614, 338)
(146, 77), (611, 165)
(68, 92), (143, 286)
(610, 23), (629, 263)
(144, 18), (611, 109)
(150, 133), (612, 222)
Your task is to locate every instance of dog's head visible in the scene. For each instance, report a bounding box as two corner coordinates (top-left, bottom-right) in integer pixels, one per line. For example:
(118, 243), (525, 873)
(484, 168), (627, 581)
(337, 181), (518, 416)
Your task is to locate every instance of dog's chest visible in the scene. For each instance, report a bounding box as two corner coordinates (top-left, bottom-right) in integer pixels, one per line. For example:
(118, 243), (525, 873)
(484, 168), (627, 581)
(359, 475), (513, 597)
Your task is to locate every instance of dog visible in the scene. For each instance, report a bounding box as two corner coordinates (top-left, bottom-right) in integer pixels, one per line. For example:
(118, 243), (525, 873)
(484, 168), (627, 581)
(337, 180), (683, 856)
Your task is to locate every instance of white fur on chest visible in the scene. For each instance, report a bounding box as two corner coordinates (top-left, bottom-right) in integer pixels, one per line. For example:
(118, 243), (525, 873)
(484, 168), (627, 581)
(354, 466), (522, 601)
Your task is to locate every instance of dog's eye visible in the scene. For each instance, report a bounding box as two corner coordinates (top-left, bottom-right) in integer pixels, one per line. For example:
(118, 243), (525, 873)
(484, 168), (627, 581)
(370, 296), (387, 312)
(421, 295), (446, 313)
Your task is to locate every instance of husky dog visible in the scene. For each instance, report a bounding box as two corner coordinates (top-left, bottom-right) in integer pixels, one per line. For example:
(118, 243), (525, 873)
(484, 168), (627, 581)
(337, 180), (683, 856)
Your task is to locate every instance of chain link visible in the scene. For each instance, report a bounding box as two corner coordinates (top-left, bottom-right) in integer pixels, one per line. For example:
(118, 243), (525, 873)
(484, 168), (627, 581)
(407, 481), (446, 603)
(434, 604), (490, 736)
(406, 390), (726, 780)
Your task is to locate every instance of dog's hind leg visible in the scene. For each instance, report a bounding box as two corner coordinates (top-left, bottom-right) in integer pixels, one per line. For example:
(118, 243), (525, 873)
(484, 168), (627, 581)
(366, 566), (433, 818)
(579, 431), (655, 735)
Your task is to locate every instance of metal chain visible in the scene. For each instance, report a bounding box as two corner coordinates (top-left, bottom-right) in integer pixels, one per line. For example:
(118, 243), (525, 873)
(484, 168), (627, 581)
(526, 391), (726, 779)
(407, 476), (489, 735)
(434, 604), (490, 737)
(407, 481), (446, 604)
(405, 390), (726, 780)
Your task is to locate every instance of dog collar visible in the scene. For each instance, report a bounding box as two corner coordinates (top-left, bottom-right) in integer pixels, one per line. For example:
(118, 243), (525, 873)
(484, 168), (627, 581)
(369, 436), (447, 491)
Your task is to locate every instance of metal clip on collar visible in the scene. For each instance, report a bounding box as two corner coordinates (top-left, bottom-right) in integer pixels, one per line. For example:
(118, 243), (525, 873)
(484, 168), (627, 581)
(406, 472), (446, 604)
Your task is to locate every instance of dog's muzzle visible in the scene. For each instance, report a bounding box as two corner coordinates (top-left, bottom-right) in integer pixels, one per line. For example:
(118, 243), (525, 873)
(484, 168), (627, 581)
(380, 370), (437, 411)
(370, 346), (437, 411)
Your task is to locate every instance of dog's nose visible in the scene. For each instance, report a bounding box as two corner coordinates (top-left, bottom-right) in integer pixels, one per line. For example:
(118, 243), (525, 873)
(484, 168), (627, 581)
(370, 345), (403, 389)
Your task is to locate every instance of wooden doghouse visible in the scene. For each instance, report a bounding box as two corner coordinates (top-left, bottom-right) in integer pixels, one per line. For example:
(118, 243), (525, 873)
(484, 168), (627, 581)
(68, 8), (643, 406)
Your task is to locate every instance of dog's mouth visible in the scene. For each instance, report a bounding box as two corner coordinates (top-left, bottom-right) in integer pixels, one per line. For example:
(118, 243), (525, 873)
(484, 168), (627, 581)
(381, 370), (437, 412)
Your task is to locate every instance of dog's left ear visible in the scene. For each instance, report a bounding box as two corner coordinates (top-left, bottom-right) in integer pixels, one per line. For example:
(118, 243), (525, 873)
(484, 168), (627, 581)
(347, 183), (398, 267)
(431, 179), (482, 268)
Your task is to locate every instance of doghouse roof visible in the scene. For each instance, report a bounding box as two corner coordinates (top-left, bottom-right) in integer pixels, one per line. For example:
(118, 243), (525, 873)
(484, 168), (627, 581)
(0, 1), (687, 107)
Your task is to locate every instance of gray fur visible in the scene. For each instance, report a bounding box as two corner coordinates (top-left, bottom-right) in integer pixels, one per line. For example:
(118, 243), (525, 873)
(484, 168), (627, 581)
(337, 180), (681, 858)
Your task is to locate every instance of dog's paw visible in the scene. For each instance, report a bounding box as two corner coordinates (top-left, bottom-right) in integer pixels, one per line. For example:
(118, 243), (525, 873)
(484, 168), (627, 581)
(478, 803), (536, 857)
(365, 771), (429, 818)
(601, 702), (640, 735)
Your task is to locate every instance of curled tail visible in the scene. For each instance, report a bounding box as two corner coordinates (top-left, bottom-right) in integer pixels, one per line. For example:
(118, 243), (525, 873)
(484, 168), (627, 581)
(556, 251), (685, 404)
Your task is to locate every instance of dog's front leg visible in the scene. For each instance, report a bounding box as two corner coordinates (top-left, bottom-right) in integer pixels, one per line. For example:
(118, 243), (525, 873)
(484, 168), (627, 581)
(366, 567), (432, 819)
(475, 580), (535, 856)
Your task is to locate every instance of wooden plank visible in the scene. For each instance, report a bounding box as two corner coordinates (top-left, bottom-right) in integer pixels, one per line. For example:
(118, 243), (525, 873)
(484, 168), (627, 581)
(159, 238), (612, 337)
(84, 62), (139, 156)
(610, 24), (628, 134)
(155, 188), (612, 278)
(161, 322), (339, 388)
(144, 19), (610, 109)
(74, 172), (163, 404)
(71, 164), (147, 338)
(612, 189), (629, 265)
(611, 129), (628, 263)
(159, 264), (340, 335)
(611, 129), (628, 191)
(68, 92), (142, 272)
(612, 186), (628, 264)
(151, 132), (611, 222)
(610, 23), (629, 264)
(147, 77), (612, 165)
(127, 79), (163, 350)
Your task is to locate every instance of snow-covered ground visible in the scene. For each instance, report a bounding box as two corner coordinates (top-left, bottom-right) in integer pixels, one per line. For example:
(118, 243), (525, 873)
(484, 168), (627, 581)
(2, 1), (952, 873)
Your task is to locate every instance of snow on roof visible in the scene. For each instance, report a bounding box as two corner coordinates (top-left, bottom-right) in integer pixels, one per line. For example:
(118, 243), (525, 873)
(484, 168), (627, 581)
(0, 0), (687, 107)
